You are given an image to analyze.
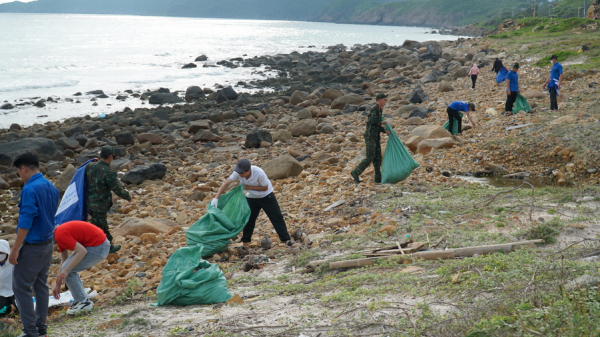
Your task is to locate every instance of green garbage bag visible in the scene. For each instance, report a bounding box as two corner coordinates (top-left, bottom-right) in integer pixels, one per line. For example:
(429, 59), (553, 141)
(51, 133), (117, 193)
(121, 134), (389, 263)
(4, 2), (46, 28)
(512, 94), (532, 114)
(154, 245), (232, 306)
(186, 185), (250, 257)
(443, 112), (463, 135)
(382, 123), (420, 184)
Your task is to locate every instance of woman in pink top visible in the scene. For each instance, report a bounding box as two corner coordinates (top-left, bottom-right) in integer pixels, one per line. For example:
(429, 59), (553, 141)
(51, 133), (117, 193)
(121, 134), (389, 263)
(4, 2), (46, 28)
(468, 63), (480, 89)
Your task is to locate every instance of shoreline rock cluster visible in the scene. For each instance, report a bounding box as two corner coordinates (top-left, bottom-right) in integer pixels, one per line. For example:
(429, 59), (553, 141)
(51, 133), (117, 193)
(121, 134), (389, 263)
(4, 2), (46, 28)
(1, 36), (599, 308)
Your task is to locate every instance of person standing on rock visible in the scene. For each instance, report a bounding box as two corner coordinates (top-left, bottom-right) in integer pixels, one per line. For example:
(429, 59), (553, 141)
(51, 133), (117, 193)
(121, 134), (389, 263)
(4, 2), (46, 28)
(86, 145), (131, 254)
(351, 93), (390, 184)
(447, 101), (477, 137)
(542, 55), (563, 112)
(212, 159), (294, 248)
(504, 63), (520, 116)
(9, 151), (59, 337)
(53, 221), (110, 315)
(468, 63), (480, 89)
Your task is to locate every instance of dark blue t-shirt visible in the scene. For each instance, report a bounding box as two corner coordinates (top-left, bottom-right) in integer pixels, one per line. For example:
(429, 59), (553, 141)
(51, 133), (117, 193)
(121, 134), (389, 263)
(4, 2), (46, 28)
(506, 70), (519, 92)
(449, 101), (469, 112)
(548, 62), (563, 88)
(17, 173), (59, 243)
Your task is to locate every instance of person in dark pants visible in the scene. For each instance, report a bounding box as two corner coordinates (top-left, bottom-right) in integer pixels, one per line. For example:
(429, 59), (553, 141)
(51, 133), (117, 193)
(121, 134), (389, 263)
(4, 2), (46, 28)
(351, 93), (390, 184)
(491, 58), (504, 74)
(86, 145), (131, 254)
(0, 240), (15, 318)
(447, 101), (477, 137)
(505, 63), (520, 115)
(9, 151), (59, 337)
(543, 54), (563, 111)
(212, 159), (293, 248)
(468, 64), (479, 89)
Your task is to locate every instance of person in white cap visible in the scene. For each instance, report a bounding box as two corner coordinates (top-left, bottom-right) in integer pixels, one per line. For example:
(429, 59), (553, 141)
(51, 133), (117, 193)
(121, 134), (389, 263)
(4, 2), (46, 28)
(212, 159), (294, 248)
(0, 240), (15, 318)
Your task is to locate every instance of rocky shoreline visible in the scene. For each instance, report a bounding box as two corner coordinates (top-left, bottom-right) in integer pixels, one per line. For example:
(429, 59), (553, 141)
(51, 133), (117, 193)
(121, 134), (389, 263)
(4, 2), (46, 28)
(0, 35), (599, 313)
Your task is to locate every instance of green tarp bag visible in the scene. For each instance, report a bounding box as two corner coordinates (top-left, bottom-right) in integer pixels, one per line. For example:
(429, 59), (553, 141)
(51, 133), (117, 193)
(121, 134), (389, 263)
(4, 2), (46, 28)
(512, 94), (532, 114)
(381, 123), (420, 184)
(154, 245), (232, 306)
(186, 185), (250, 257)
(443, 112), (463, 135)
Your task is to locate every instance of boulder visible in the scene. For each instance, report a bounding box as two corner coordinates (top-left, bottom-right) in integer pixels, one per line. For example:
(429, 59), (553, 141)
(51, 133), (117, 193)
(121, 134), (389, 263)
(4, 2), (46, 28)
(56, 137), (80, 150)
(438, 80), (454, 92)
(322, 89), (343, 101)
(522, 89), (545, 99)
(54, 164), (77, 193)
(0, 138), (58, 165)
(404, 136), (424, 153)
(331, 94), (364, 110)
(245, 129), (273, 148)
(290, 90), (309, 105)
(272, 129), (293, 142)
(209, 111), (223, 123)
(137, 133), (163, 145)
(215, 87), (238, 103)
(296, 109), (312, 120)
(317, 123), (334, 134)
(453, 68), (468, 78)
(421, 69), (444, 83)
(182, 63), (197, 69)
(412, 125), (452, 139)
(187, 120), (212, 134)
(191, 130), (221, 142)
(403, 117), (426, 125)
(195, 55), (208, 61)
(113, 217), (180, 237)
(115, 131), (136, 146)
(416, 137), (455, 154)
(0, 103), (14, 110)
(185, 86), (205, 102)
(0, 177), (8, 190)
(418, 41), (442, 61)
(121, 163), (167, 185)
(408, 108), (433, 119)
(149, 93), (184, 105)
(9, 123), (21, 130)
(263, 155), (304, 180)
(64, 125), (83, 137)
(290, 119), (318, 137)
(408, 85), (428, 104)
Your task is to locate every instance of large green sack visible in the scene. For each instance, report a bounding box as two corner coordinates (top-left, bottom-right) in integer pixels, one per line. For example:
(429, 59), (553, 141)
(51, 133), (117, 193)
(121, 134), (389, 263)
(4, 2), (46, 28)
(443, 112), (464, 135)
(382, 123), (420, 184)
(186, 185), (250, 257)
(513, 94), (532, 114)
(154, 245), (232, 306)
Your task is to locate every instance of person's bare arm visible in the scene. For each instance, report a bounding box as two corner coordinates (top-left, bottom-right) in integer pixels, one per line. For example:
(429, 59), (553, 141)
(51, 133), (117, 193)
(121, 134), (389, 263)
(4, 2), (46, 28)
(215, 178), (233, 199)
(53, 243), (87, 299)
(465, 111), (477, 128)
(506, 79), (511, 95)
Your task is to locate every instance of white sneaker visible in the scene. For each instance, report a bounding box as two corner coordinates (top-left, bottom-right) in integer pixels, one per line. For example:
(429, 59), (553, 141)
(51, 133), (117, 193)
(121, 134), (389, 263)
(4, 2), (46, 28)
(66, 300), (93, 315)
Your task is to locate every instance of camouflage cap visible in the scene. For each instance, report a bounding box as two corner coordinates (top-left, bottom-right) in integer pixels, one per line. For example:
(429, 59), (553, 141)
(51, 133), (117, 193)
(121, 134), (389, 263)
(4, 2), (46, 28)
(375, 93), (388, 100)
(100, 145), (115, 158)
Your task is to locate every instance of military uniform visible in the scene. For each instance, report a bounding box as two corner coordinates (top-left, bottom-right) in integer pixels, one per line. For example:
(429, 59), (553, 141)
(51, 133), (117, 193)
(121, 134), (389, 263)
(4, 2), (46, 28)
(86, 161), (131, 243)
(352, 104), (386, 183)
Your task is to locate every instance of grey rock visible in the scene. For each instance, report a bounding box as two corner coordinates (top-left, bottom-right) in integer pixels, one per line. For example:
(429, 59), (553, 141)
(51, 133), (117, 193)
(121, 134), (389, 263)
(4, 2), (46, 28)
(0, 138), (59, 165)
(408, 85), (429, 104)
(64, 125), (83, 137)
(54, 164), (77, 193)
(56, 137), (80, 150)
(149, 93), (184, 105)
(245, 129), (273, 148)
(1, 103), (14, 110)
(121, 163), (167, 185)
(185, 86), (205, 102)
(115, 131), (135, 146)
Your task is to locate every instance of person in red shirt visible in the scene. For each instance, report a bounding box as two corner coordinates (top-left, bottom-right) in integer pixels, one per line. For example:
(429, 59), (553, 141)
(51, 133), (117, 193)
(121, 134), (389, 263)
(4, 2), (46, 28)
(53, 221), (110, 315)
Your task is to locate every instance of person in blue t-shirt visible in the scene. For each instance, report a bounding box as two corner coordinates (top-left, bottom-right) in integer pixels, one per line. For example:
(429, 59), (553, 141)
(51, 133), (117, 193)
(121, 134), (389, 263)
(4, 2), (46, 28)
(504, 63), (520, 115)
(447, 101), (477, 137)
(542, 55), (563, 111)
(9, 151), (59, 337)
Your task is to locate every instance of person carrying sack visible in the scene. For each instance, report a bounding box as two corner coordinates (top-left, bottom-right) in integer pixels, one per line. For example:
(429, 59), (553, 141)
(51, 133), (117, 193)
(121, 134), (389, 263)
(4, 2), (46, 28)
(351, 93), (390, 184)
(446, 101), (477, 137)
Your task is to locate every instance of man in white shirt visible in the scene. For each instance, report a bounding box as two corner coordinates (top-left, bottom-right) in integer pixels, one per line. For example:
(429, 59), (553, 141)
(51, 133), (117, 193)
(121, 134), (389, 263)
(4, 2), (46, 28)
(0, 240), (15, 318)
(212, 159), (293, 248)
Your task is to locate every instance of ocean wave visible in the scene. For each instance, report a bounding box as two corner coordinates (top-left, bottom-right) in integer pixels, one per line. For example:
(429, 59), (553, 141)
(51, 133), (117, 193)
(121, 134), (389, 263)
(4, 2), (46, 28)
(0, 80), (80, 93)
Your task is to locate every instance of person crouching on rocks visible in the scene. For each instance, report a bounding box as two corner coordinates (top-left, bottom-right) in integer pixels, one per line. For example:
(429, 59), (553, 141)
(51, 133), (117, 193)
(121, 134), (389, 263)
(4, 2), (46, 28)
(0, 240), (15, 318)
(351, 93), (390, 184)
(212, 159), (294, 248)
(447, 101), (477, 138)
(53, 220), (110, 315)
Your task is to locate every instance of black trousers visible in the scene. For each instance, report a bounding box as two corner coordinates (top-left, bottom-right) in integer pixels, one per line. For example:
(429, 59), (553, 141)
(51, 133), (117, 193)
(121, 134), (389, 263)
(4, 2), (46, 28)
(0, 295), (15, 317)
(549, 87), (558, 110)
(242, 192), (291, 243)
(471, 75), (477, 88)
(505, 91), (518, 112)
(447, 107), (462, 134)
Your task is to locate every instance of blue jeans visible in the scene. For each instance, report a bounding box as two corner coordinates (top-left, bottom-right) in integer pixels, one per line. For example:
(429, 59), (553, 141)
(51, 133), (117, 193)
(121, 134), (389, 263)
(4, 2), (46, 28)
(61, 239), (110, 303)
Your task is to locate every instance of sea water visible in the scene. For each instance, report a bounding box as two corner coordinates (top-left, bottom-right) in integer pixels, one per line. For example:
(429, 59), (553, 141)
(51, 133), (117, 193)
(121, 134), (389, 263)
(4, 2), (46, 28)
(0, 13), (459, 127)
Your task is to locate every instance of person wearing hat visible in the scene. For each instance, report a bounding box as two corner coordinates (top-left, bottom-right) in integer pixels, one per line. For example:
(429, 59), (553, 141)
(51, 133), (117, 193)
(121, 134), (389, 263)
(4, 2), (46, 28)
(212, 159), (294, 248)
(0, 240), (15, 318)
(542, 55), (563, 111)
(351, 93), (390, 183)
(446, 101), (477, 136)
(85, 145), (132, 254)
(504, 63), (520, 115)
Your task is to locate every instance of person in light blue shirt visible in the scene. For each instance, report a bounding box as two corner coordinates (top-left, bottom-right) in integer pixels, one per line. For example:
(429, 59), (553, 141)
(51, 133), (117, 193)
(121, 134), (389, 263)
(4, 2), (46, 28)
(9, 151), (58, 337)
(543, 55), (563, 111)
(504, 63), (520, 115)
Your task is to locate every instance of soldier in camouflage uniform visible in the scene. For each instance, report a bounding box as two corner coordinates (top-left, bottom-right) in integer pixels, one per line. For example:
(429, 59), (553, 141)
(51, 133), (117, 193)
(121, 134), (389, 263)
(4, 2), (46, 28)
(86, 145), (131, 254)
(351, 93), (390, 184)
